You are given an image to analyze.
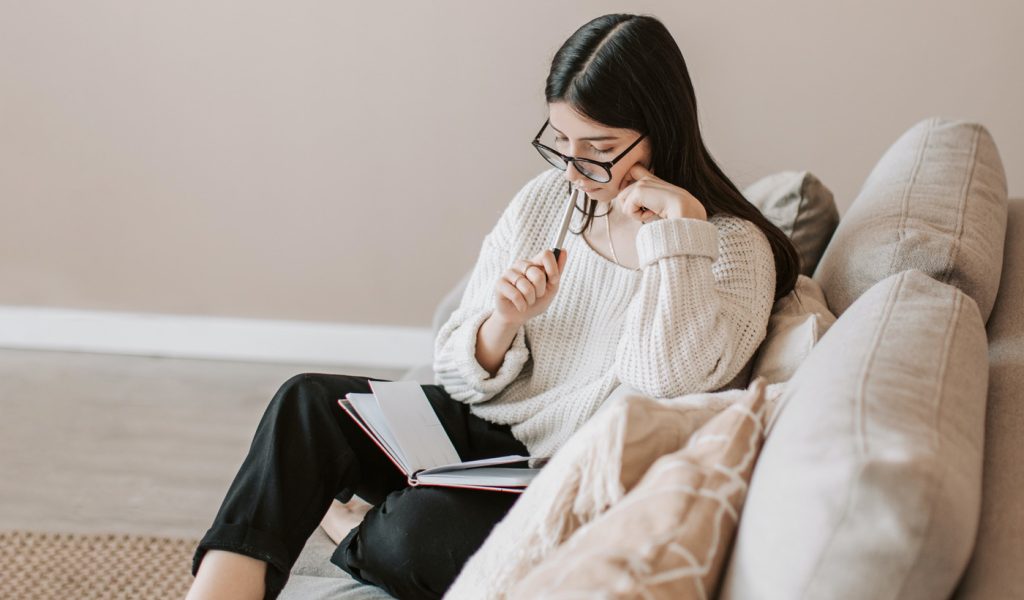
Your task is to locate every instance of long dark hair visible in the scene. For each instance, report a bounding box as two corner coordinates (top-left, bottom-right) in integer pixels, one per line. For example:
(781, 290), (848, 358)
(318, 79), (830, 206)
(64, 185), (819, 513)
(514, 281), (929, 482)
(545, 13), (799, 301)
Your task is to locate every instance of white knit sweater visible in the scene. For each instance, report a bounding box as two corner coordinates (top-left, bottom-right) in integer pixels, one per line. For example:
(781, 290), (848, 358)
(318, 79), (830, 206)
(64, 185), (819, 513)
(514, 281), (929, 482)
(432, 167), (776, 457)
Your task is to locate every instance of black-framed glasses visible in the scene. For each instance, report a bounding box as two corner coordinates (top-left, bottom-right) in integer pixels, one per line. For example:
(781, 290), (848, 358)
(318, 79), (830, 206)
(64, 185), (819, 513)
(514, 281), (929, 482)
(531, 118), (647, 184)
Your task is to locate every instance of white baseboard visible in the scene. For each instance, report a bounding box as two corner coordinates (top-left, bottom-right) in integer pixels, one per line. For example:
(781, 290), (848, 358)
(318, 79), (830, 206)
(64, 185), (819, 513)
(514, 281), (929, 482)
(0, 305), (434, 369)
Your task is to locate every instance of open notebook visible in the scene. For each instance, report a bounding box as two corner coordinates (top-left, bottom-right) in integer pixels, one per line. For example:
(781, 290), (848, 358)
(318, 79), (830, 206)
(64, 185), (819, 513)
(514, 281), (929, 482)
(338, 380), (543, 493)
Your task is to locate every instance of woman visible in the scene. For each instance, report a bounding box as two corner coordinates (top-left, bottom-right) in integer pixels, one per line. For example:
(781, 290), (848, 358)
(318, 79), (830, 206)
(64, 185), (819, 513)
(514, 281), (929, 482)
(187, 12), (799, 600)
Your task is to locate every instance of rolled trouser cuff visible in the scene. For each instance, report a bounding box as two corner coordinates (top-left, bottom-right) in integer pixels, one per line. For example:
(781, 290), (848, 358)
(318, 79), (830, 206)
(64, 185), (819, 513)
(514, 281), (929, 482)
(192, 522), (293, 599)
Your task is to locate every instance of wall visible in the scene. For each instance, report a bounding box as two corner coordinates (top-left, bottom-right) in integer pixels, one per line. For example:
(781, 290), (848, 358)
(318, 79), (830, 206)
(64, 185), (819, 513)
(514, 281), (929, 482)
(1, 1), (1020, 330)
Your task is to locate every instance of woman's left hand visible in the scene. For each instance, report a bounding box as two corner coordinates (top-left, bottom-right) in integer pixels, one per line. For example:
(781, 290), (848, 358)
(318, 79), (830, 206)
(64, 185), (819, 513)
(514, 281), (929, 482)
(614, 163), (708, 223)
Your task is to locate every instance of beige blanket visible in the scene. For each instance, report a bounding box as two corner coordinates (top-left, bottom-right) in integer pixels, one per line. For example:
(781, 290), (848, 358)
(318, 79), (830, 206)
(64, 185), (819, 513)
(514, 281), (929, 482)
(444, 379), (787, 600)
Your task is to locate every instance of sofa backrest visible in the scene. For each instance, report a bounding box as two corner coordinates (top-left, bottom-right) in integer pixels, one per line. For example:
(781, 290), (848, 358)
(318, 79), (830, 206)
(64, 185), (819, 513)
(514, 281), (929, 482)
(953, 195), (1024, 598)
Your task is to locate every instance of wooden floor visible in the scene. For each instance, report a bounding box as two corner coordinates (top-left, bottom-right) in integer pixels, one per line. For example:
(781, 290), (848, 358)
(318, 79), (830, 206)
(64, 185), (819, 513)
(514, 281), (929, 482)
(0, 348), (405, 539)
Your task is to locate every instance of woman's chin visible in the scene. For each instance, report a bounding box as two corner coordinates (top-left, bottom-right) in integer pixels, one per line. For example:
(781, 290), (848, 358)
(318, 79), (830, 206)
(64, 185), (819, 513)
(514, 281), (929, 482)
(590, 193), (617, 210)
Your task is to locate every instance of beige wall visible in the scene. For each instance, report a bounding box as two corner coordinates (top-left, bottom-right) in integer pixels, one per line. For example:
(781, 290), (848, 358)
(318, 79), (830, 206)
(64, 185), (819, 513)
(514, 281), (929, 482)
(1, 1), (1020, 328)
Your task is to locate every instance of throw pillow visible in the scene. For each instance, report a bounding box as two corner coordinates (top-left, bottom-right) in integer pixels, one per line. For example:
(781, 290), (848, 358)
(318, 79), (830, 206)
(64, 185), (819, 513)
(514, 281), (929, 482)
(749, 274), (837, 384)
(720, 269), (989, 600)
(509, 377), (769, 600)
(742, 170), (839, 277)
(813, 117), (1008, 322)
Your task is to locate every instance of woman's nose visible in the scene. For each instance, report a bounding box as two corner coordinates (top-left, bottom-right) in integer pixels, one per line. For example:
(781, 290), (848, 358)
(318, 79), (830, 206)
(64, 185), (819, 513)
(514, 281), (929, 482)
(564, 161), (587, 185)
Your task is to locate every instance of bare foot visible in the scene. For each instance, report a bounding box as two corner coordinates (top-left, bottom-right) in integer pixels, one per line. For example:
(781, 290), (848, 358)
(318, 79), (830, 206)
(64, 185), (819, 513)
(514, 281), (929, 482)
(320, 497), (373, 545)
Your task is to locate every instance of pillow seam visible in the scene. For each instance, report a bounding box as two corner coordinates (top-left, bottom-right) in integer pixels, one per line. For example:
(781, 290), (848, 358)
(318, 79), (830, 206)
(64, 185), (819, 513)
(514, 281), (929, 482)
(884, 121), (933, 278)
(792, 172), (809, 240)
(940, 125), (980, 286)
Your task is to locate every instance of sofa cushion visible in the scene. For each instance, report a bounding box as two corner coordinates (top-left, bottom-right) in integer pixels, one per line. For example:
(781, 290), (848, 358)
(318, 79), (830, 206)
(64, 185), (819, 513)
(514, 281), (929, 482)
(953, 197), (1024, 598)
(742, 170), (840, 277)
(749, 274), (837, 385)
(720, 269), (989, 600)
(280, 574), (394, 600)
(509, 378), (768, 599)
(283, 528), (394, 599)
(813, 117), (1008, 322)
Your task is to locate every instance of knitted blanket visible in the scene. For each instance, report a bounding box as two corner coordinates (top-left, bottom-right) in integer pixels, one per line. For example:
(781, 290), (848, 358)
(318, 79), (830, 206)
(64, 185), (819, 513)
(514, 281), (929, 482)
(444, 379), (787, 599)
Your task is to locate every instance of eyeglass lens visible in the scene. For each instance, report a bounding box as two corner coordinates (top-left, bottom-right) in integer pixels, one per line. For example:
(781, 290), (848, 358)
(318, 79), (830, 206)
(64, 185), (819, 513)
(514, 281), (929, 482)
(535, 145), (610, 183)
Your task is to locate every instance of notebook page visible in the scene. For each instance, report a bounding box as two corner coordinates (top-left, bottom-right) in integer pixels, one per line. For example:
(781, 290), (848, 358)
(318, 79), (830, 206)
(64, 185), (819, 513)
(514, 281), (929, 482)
(418, 454), (534, 476)
(415, 467), (539, 488)
(345, 393), (408, 472)
(368, 381), (461, 472)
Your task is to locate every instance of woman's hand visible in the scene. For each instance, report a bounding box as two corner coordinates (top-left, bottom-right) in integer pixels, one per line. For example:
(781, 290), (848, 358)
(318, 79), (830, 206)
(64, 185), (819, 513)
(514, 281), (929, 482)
(493, 248), (568, 327)
(614, 163), (708, 223)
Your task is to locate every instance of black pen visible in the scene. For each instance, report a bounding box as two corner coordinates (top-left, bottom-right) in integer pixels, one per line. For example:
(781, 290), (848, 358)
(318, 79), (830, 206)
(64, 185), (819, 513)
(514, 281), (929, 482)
(552, 187), (581, 260)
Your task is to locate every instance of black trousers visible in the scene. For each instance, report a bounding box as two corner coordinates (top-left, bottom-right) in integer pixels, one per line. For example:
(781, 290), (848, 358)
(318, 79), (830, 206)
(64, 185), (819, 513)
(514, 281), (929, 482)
(191, 372), (528, 600)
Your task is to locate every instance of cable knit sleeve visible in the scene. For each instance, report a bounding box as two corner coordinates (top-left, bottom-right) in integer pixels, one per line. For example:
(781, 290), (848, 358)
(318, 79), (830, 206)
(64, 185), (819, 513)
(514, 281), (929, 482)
(613, 215), (776, 399)
(431, 177), (540, 405)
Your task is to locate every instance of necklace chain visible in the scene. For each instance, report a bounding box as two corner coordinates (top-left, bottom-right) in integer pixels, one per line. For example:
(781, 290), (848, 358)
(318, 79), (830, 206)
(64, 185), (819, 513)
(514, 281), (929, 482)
(605, 211), (620, 265)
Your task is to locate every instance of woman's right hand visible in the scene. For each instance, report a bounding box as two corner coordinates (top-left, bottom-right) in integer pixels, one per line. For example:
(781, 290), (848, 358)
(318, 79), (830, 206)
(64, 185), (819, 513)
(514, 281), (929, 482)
(493, 248), (568, 327)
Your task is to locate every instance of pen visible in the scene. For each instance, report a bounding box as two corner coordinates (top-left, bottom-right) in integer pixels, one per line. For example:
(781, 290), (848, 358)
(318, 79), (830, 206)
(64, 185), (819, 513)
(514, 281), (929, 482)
(552, 187), (581, 260)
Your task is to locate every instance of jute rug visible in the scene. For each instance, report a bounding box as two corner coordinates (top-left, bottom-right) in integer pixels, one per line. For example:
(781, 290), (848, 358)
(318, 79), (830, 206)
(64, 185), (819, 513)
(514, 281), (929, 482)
(0, 530), (200, 599)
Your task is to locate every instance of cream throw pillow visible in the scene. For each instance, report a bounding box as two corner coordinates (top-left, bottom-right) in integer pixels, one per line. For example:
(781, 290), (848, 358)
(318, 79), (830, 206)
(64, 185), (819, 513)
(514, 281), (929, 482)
(813, 118), (1007, 321)
(750, 274), (837, 384)
(721, 270), (988, 600)
(509, 377), (769, 599)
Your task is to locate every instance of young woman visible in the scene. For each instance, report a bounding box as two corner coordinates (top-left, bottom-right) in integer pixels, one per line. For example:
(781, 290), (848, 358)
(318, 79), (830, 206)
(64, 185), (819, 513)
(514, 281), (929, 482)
(187, 12), (799, 600)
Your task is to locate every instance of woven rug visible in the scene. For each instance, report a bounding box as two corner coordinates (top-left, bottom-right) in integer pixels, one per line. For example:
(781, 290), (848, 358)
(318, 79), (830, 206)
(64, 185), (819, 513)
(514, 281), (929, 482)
(0, 530), (200, 599)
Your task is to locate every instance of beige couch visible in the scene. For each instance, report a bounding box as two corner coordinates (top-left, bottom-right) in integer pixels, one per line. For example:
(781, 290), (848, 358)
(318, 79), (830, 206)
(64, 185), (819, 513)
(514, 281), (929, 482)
(281, 117), (1021, 599)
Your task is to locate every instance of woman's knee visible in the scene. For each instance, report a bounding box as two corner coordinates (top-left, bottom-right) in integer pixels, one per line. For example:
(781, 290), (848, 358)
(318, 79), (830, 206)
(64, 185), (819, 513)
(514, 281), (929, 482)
(269, 373), (367, 421)
(332, 487), (516, 599)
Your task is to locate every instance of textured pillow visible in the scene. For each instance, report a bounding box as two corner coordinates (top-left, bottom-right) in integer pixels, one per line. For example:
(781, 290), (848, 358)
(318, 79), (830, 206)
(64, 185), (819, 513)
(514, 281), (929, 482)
(720, 269), (989, 600)
(509, 377), (769, 600)
(813, 117), (1008, 322)
(742, 170), (839, 277)
(749, 274), (837, 384)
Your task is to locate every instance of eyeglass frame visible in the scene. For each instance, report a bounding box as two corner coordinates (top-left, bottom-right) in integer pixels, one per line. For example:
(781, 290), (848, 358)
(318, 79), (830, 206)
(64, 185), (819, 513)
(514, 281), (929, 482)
(531, 118), (647, 183)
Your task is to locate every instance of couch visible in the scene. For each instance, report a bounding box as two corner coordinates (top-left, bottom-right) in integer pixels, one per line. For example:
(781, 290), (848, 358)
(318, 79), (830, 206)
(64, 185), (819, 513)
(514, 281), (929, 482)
(280, 117), (1021, 599)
